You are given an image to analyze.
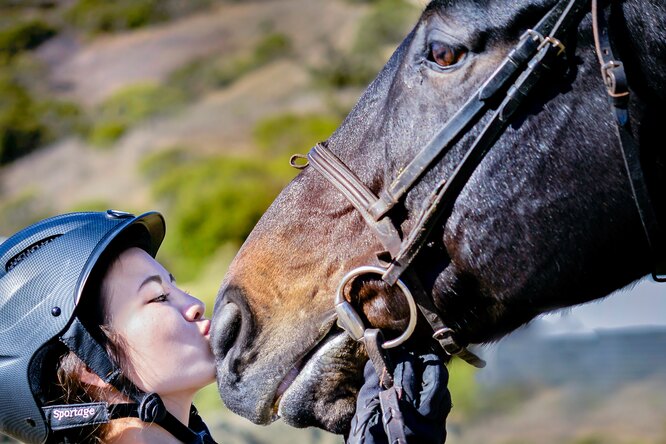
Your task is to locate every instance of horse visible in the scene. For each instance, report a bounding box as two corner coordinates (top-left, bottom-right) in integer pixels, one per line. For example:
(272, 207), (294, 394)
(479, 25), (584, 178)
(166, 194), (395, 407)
(211, 0), (666, 436)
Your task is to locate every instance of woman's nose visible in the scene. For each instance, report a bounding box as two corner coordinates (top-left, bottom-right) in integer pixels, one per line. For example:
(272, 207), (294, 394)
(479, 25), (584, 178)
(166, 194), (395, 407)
(184, 294), (206, 321)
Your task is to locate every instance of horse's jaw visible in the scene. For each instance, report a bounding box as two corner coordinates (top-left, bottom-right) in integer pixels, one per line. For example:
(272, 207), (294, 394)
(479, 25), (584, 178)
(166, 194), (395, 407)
(212, 287), (366, 434)
(276, 332), (364, 432)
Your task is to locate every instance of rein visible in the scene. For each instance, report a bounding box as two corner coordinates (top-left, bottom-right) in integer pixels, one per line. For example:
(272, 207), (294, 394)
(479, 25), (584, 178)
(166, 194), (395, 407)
(292, 0), (663, 371)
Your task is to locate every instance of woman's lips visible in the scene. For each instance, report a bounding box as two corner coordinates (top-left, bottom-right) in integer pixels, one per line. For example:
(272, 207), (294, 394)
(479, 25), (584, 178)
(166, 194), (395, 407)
(201, 319), (211, 337)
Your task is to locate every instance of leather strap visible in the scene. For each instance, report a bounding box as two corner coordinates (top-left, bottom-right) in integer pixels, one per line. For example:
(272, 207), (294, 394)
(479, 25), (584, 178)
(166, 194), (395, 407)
(111, 402), (217, 444)
(362, 329), (408, 444)
(363, 329), (394, 389)
(59, 319), (124, 391)
(308, 144), (403, 257)
(592, 0), (666, 281)
(378, 388), (408, 444)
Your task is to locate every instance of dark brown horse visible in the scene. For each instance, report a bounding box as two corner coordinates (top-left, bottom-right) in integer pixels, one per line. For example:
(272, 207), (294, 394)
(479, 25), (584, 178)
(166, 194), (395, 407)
(211, 0), (666, 435)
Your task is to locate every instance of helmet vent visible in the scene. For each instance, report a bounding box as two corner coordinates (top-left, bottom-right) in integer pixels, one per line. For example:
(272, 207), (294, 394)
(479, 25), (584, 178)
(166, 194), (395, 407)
(5, 234), (62, 272)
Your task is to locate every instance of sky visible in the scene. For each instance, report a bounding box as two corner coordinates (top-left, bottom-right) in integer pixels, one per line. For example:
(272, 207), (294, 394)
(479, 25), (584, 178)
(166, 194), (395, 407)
(541, 274), (666, 332)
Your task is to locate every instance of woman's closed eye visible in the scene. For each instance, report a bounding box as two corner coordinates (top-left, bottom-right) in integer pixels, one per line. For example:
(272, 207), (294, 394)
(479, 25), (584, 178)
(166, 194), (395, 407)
(150, 293), (169, 303)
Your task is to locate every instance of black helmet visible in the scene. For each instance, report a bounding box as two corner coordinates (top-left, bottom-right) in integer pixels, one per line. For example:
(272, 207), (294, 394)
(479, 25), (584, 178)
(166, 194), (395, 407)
(0, 210), (215, 444)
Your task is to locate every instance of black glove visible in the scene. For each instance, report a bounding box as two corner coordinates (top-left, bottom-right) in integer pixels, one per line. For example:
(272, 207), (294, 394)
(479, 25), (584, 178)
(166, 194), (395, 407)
(346, 348), (451, 444)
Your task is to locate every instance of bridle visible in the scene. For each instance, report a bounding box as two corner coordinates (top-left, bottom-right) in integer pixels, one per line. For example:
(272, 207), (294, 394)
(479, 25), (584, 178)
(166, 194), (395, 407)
(292, 0), (664, 372)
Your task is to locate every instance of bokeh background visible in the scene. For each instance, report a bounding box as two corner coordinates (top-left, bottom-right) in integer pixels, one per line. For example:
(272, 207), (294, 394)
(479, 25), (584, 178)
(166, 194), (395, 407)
(1, 0), (664, 443)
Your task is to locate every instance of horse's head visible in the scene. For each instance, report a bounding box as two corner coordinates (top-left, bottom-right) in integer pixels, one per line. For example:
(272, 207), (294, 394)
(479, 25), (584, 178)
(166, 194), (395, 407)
(212, 0), (665, 433)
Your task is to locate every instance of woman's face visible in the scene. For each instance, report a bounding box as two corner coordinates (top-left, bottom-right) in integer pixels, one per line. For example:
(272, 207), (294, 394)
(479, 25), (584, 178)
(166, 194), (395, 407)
(102, 247), (215, 397)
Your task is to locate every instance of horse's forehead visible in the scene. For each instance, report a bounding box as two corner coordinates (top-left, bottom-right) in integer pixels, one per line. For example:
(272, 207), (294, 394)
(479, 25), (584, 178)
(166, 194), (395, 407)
(425, 0), (556, 29)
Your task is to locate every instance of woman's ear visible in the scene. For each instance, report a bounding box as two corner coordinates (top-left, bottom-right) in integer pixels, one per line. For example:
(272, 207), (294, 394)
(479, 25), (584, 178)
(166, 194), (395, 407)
(77, 365), (109, 389)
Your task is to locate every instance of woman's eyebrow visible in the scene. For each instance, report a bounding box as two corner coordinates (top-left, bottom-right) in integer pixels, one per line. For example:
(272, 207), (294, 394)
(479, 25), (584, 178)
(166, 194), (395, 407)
(138, 275), (162, 291)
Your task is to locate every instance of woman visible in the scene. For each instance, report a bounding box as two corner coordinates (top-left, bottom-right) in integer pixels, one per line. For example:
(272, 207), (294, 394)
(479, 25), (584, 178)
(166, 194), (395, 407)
(0, 209), (216, 443)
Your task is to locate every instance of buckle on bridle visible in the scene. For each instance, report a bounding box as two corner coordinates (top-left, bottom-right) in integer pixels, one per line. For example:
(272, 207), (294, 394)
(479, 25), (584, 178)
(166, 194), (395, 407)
(433, 327), (486, 368)
(432, 327), (463, 355)
(600, 60), (629, 99)
(525, 28), (566, 56)
(538, 36), (566, 56)
(523, 29), (544, 43)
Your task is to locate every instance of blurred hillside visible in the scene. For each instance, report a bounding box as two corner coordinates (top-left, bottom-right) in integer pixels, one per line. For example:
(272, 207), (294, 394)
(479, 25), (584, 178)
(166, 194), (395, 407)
(0, 0), (423, 288)
(1, 1), (665, 444)
(0, 0), (420, 442)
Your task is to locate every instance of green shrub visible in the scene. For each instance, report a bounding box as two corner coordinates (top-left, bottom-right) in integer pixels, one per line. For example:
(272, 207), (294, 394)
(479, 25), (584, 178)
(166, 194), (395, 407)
(87, 82), (186, 147)
(168, 32), (292, 97)
(168, 57), (226, 99)
(0, 74), (45, 164)
(313, 0), (418, 89)
(211, 57), (257, 89)
(146, 154), (292, 280)
(353, 0), (417, 56)
(570, 436), (606, 444)
(253, 32), (291, 63)
(138, 146), (194, 180)
(447, 358), (479, 418)
(0, 189), (50, 236)
(65, 0), (167, 34)
(311, 49), (380, 88)
(0, 19), (56, 61)
(36, 99), (88, 141)
(0, 69), (86, 164)
(169, 57), (244, 98)
(253, 113), (340, 156)
(87, 121), (127, 147)
(64, 0), (218, 35)
(167, 33), (291, 98)
(200, 31), (292, 88)
(472, 384), (536, 419)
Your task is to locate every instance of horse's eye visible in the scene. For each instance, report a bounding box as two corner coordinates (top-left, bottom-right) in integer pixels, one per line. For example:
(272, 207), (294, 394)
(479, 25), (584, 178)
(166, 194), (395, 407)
(428, 41), (467, 68)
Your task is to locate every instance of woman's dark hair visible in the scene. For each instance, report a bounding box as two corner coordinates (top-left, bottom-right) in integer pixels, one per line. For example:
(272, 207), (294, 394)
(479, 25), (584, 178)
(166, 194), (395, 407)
(48, 226), (153, 443)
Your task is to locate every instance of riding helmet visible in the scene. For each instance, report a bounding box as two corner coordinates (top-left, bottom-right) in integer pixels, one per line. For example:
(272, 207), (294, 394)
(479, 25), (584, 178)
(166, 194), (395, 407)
(0, 210), (165, 443)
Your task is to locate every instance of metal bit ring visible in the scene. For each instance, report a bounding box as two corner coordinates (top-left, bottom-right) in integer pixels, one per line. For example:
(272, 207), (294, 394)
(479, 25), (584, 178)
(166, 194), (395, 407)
(334, 265), (417, 349)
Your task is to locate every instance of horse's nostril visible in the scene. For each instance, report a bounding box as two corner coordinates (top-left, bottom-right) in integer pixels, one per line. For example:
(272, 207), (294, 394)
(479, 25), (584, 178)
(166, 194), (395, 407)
(211, 301), (241, 361)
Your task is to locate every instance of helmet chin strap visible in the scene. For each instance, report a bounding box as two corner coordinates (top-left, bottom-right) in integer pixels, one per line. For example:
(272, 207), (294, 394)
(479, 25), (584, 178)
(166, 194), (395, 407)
(42, 401), (214, 444)
(49, 318), (217, 444)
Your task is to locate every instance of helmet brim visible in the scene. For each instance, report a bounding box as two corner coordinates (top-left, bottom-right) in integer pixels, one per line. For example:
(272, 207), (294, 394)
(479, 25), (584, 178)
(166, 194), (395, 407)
(74, 211), (165, 305)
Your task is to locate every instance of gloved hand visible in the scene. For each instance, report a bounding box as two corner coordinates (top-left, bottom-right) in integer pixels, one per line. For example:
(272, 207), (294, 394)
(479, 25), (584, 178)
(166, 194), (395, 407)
(346, 348), (451, 444)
